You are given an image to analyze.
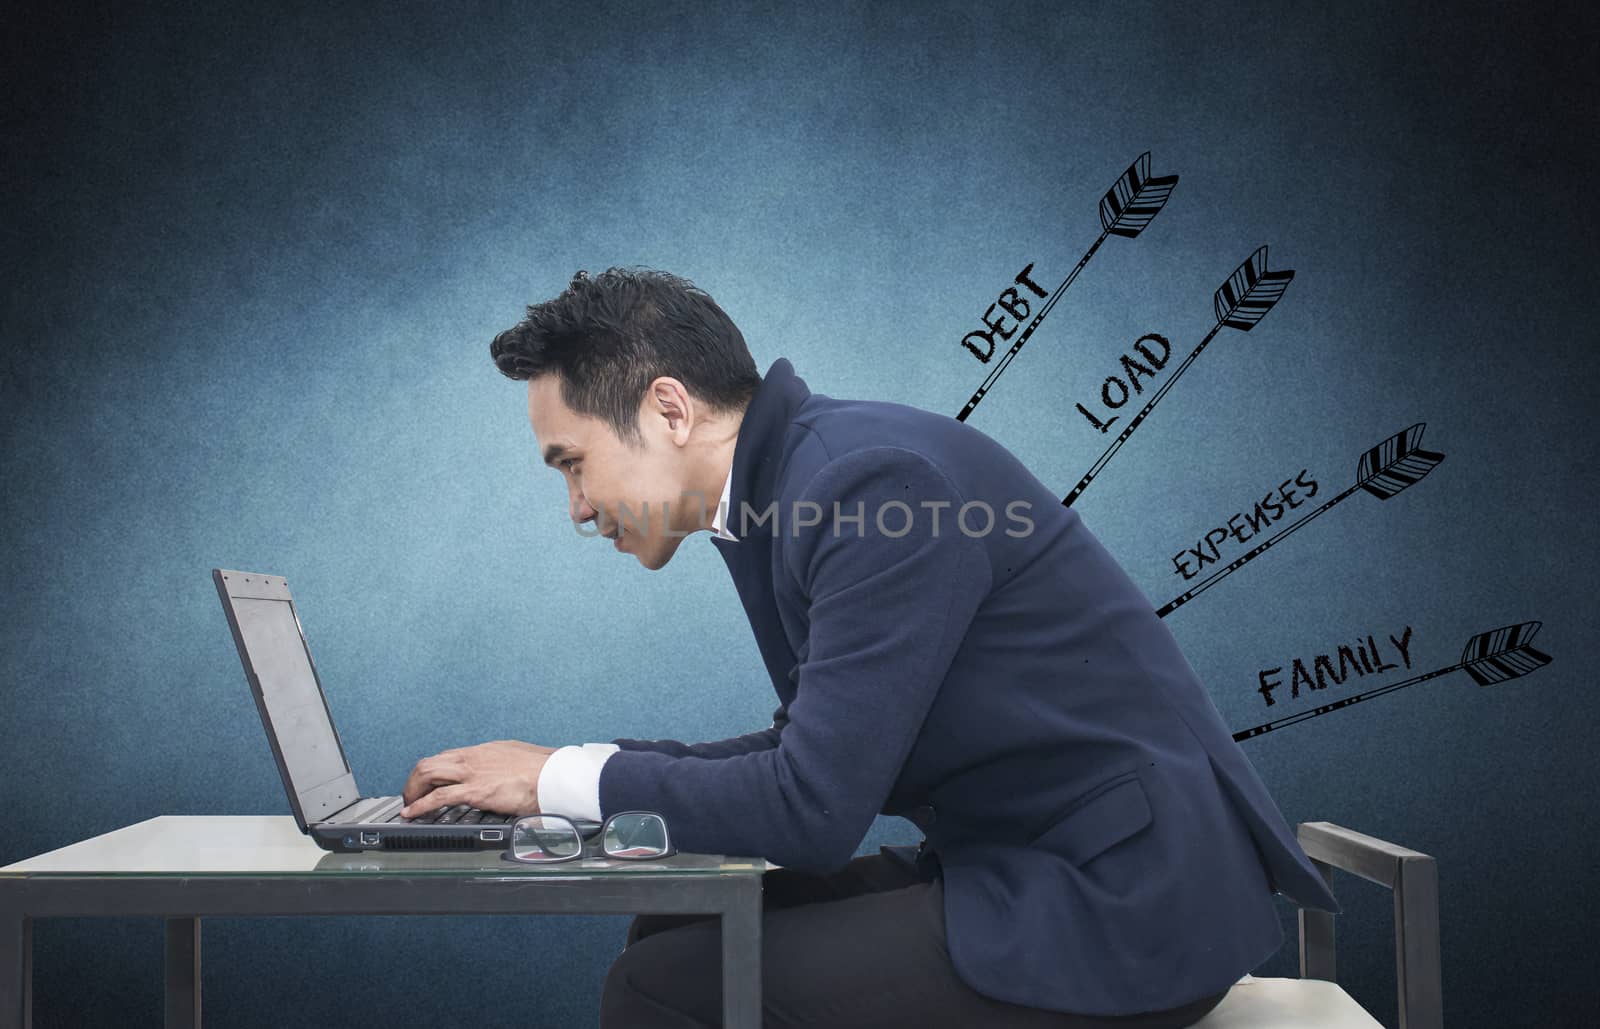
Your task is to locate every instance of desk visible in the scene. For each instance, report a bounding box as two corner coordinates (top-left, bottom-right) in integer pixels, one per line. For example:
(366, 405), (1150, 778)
(0, 816), (767, 1029)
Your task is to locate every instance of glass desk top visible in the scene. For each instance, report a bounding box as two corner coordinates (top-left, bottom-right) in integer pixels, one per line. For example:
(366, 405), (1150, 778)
(0, 816), (767, 878)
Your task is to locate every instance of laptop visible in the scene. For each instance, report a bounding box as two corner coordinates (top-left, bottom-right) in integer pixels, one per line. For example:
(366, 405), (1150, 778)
(212, 567), (601, 853)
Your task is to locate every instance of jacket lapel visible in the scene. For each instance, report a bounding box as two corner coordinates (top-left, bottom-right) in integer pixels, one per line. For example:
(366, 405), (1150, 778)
(711, 535), (795, 694)
(708, 356), (812, 694)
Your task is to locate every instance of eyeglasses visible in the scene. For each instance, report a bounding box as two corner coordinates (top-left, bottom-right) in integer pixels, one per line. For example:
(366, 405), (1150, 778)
(506, 810), (676, 864)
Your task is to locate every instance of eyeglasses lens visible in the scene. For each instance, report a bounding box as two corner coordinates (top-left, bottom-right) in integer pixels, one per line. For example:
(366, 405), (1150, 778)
(603, 813), (670, 858)
(511, 816), (582, 860)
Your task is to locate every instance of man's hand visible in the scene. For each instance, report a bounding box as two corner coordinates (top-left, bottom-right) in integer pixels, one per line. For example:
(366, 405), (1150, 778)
(399, 740), (557, 819)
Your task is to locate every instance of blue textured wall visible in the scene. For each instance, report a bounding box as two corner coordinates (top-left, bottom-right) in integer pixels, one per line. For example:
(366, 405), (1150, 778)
(4, 1), (1596, 1025)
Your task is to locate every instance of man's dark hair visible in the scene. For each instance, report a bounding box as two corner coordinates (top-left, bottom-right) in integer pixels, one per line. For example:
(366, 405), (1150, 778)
(490, 266), (762, 447)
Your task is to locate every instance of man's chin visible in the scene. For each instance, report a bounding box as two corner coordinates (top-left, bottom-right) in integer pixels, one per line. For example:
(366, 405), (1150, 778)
(628, 532), (689, 571)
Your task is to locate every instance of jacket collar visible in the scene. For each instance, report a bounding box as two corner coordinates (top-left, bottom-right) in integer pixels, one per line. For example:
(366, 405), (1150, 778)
(713, 357), (810, 545)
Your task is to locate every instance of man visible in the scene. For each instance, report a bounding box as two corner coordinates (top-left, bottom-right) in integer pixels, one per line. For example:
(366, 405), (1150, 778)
(399, 267), (1339, 1028)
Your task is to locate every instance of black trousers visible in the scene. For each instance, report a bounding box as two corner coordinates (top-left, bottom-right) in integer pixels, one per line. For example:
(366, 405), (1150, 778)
(599, 852), (1232, 1028)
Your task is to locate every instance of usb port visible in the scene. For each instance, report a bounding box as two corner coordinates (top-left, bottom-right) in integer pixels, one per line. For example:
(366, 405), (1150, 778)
(479, 829), (504, 842)
(359, 831), (380, 846)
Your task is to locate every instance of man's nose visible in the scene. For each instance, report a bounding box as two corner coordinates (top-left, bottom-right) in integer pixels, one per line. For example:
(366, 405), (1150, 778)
(570, 491), (598, 526)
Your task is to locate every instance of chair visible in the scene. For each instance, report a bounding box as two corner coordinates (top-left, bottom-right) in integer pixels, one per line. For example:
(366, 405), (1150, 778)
(1192, 821), (1442, 1029)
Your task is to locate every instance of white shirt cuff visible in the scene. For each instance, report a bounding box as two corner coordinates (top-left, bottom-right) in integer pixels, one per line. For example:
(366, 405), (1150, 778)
(536, 743), (620, 822)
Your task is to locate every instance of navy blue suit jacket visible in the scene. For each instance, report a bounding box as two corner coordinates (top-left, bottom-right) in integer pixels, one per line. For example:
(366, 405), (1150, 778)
(599, 358), (1339, 1015)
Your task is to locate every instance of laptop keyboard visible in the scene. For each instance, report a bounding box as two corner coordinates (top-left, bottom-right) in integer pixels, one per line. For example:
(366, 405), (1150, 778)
(388, 804), (511, 825)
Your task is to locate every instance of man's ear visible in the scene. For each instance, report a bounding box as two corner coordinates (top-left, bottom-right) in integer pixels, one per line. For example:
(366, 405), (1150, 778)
(647, 377), (694, 440)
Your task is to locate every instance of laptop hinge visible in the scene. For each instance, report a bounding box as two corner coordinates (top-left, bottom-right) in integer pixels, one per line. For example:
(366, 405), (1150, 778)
(325, 796), (401, 825)
(336, 796), (367, 815)
(322, 796), (373, 825)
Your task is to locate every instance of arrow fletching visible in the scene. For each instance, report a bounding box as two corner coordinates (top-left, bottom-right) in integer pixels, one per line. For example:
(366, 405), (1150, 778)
(1099, 151), (1179, 239)
(1460, 621), (1552, 686)
(1356, 422), (1446, 499)
(1213, 245), (1294, 330)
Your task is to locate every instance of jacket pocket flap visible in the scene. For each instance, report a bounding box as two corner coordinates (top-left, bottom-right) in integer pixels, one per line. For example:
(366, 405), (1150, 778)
(1029, 773), (1153, 866)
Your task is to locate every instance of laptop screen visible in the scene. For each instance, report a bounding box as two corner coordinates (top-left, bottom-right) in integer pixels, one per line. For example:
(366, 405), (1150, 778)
(214, 569), (362, 826)
(229, 595), (349, 794)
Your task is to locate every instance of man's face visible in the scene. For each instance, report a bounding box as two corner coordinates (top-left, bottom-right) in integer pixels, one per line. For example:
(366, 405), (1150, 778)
(526, 374), (707, 570)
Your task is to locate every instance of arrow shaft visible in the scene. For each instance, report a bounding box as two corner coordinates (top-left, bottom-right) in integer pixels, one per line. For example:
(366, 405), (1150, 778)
(1064, 321), (1225, 506)
(1156, 482), (1363, 618)
(956, 231), (1108, 422)
(1233, 663), (1462, 741)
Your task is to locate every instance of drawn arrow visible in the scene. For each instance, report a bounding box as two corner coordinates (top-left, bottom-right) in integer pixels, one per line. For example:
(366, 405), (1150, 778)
(1233, 621), (1551, 742)
(955, 151), (1179, 423)
(1062, 245), (1295, 507)
(1156, 423), (1446, 618)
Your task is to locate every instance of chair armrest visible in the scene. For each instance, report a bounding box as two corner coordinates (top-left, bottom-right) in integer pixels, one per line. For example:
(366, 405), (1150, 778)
(1294, 821), (1441, 1029)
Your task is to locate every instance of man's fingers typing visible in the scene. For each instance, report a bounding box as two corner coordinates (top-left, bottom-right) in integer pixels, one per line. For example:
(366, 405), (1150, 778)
(402, 784), (471, 819)
(402, 755), (465, 805)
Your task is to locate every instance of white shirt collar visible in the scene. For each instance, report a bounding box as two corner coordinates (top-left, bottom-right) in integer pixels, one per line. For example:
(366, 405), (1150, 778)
(709, 456), (737, 542)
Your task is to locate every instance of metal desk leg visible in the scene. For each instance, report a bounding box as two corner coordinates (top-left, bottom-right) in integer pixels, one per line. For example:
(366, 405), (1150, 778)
(1299, 860), (1337, 981)
(721, 877), (762, 1029)
(164, 917), (200, 1029)
(0, 909), (28, 1029)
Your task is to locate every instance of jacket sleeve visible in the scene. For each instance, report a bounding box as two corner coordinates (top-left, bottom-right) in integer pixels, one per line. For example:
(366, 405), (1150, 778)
(608, 702), (789, 759)
(597, 447), (992, 873)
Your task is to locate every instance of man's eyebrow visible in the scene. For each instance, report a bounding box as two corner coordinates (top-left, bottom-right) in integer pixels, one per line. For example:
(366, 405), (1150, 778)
(542, 443), (575, 467)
